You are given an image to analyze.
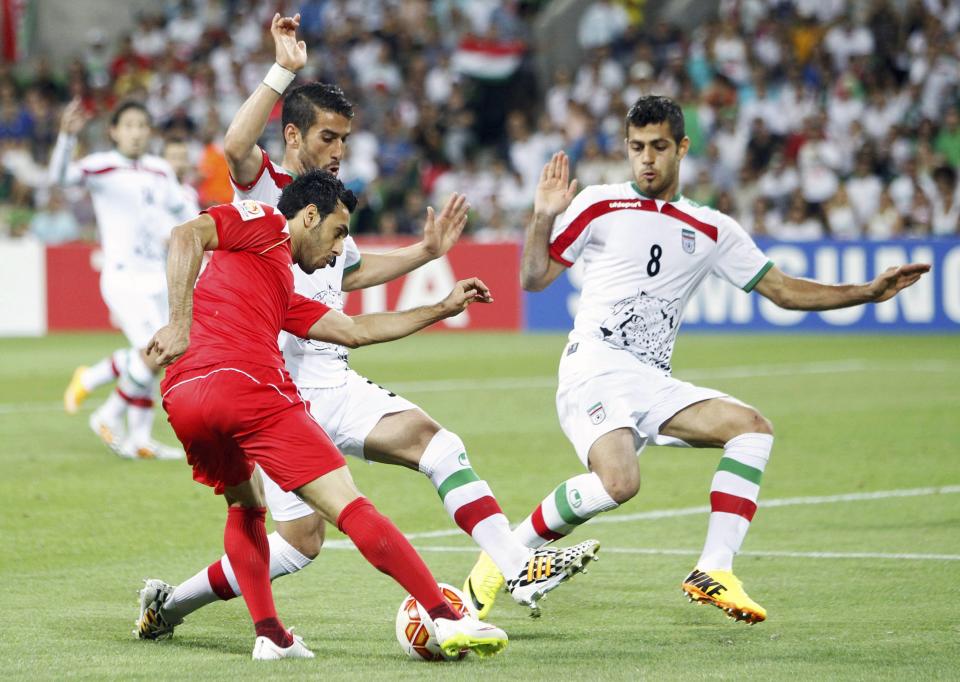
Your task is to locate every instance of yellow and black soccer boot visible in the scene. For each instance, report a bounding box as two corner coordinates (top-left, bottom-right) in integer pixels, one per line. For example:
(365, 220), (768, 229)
(681, 568), (767, 624)
(463, 551), (504, 619)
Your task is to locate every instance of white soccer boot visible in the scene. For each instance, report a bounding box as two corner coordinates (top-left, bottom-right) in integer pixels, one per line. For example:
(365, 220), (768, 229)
(119, 438), (184, 461)
(135, 579), (181, 640)
(252, 629), (315, 660)
(506, 539), (601, 618)
(433, 615), (508, 659)
(89, 408), (126, 455)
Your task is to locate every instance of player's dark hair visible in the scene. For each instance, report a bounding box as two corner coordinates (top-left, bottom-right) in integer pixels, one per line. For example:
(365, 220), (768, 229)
(110, 100), (151, 126)
(277, 169), (357, 219)
(282, 82), (354, 134)
(625, 95), (685, 143)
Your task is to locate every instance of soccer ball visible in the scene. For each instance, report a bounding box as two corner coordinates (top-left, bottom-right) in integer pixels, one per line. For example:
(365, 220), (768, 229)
(395, 583), (475, 661)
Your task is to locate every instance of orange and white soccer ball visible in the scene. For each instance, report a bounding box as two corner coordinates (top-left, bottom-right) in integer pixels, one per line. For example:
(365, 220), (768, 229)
(395, 583), (476, 661)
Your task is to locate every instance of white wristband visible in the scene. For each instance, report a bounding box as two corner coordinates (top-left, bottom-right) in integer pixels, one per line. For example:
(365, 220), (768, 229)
(262, 63), (296, 94)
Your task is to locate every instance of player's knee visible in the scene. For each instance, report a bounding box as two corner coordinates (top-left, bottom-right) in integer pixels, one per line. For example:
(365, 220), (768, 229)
(279, 517), (326, 559)
(597, 468), (640, 504)
(732, 408), (773, 438)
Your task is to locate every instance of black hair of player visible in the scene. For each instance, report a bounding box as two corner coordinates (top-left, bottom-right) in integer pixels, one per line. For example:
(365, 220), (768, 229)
(625, 95), (685, 143)
(277, 169), (358, 220)
(110, 100), (151, 127)
(282, 83), (354, 134)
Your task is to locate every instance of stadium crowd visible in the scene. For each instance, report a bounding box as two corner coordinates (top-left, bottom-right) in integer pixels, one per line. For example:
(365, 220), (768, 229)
(1, 0), (959, 242)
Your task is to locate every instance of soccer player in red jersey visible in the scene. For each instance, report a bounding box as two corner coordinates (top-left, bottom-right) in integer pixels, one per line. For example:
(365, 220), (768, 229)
(144, 169), (508, 660)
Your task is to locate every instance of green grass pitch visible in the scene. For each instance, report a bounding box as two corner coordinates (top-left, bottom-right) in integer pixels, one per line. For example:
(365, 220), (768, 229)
(1, 332), (958, 680)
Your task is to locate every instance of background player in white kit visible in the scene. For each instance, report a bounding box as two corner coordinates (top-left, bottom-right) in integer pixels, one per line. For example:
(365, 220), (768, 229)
(54, 100), (192, 460)
(464, 96), (930, 623)
(135, 14), (598, 639)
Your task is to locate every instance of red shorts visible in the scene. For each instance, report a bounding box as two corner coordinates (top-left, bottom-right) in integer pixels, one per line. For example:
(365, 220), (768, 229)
(161, 363), (345, 495)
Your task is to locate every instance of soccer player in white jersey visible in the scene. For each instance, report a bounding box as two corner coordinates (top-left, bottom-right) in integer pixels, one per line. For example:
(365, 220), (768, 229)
(55, 100), (192, 460)
(464, 95), (930, 624)
(135, 13), (598, 640)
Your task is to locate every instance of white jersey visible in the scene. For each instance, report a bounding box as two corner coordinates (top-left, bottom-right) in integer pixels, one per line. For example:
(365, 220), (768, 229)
(231, 147), (361, 388)
(549, 182), (772, 374)
(49, 135), (190, 273)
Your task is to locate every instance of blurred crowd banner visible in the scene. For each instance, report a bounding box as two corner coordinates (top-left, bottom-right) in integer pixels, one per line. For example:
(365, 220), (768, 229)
(527, 239), (960, 332)
(2, 239), (958, 337)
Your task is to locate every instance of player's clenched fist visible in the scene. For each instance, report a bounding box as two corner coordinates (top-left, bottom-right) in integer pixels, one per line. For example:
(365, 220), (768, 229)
(440, 278), (494, 316)
(147, 324), (191, 366)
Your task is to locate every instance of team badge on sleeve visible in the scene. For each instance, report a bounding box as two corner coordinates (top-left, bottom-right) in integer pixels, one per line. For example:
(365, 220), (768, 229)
(588, 402), (606, 425)
(235, 200), (266, 221)
(682, 228), (696, 254)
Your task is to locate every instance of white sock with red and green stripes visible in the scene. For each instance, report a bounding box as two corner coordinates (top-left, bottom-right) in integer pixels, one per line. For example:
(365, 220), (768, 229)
(513, 473), (618, 548)
(117, 351), (156, 445)
(81, 348), (126, 391)
(419, 429), (530, 577)
(697, 433), (773, 571)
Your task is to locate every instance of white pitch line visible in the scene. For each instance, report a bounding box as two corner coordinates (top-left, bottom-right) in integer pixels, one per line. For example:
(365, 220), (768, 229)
(1, 359), (958, 415)
(319, 543), (960, 561)
(321, 484), (960, 546)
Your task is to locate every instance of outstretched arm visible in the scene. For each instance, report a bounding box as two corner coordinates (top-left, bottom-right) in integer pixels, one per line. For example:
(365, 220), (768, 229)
(49, 99), (92, 187)
(308, 278), (493, 347)
(223, 13), (306, 185)
(342, 193), (470, 291)
(520, 151), (578, 291)
(147, 215), (219, 365)
(753, 263), (931, 311)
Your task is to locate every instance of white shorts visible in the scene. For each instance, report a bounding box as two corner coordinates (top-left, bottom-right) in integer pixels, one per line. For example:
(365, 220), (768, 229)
(100, 268), (168, 348)
(262, 368), (418, 521)
(556, 338), (726, 468)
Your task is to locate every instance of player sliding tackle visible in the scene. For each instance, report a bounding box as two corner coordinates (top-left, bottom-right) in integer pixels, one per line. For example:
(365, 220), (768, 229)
(136, 12), (598, 642)
(144, 170), (508, 660)
(464, 95), (930, 624)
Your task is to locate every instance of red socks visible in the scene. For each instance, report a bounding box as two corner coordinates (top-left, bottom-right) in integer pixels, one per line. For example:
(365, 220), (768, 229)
(225, 506), (291, 647)
(337, 497), (459, 621)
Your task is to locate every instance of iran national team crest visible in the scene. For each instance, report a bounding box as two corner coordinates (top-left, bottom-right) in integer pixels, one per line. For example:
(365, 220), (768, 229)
(587, 402), (606, 425)
(681, 227), (696, 254)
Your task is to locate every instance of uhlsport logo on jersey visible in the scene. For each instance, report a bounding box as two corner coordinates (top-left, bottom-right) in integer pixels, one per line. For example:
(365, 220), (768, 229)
(682, 228), (696, 254)
(587, 401), (606, 425)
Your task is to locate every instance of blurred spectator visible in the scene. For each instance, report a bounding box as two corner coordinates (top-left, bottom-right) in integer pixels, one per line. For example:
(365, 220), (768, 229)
(772, 191), (825, 240)
(934, 108), (960, 168)
(0, 81), (34, 145)
(28, 187), (80, 244)
(846, 154), (884, 228)
(824, 184), (861, 239)
(929, 165), (960, 236)
(578, 0), (630, 50)
(866, 189), (904, 239)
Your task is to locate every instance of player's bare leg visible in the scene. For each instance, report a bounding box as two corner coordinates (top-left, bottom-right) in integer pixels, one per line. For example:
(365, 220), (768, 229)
(294, 465), (508, 658)
(367, 409), (600, 617)
(661, 397), (774, 624)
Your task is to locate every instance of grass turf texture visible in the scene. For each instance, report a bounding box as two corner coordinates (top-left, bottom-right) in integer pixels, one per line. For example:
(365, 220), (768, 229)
(0, 332), (957, 681)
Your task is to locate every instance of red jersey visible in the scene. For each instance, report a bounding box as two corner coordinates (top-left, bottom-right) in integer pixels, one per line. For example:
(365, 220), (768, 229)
(163, 200), (330, 386)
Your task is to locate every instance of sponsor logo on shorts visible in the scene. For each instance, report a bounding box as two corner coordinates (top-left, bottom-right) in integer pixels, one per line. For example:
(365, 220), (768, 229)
(569, 488), (583, 508)
(567, 342), (579, 356)
(587, 401), (606, 425)
(682, 228), (696, 254)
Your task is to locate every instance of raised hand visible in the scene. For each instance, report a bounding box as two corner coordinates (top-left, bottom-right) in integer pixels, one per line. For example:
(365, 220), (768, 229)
(271, 12), (307, 72)
(441, 277), (494, 316)
(534, 151), (578, 217)
(59, 98), (92, 135)
(867, 263), (931, 303)
(422, 193), (470, 259)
